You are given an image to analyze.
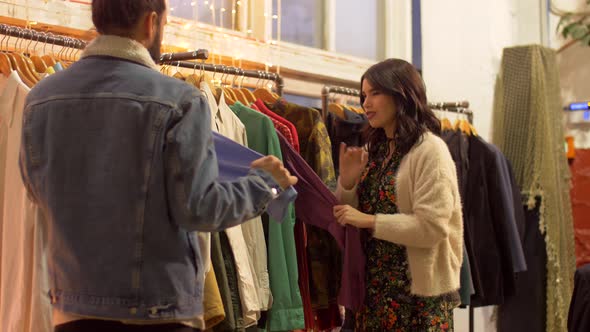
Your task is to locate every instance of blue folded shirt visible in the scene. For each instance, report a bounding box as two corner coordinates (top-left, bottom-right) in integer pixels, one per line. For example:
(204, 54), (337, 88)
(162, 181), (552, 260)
(212, 132), (297, 222)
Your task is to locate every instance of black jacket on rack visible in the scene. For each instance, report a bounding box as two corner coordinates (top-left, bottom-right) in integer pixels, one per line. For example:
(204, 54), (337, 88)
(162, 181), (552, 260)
(567, 263), (590, 332)
(445, 133), (527, 306)
(497, 197), (547, 332)
(465, 135), (527, 306)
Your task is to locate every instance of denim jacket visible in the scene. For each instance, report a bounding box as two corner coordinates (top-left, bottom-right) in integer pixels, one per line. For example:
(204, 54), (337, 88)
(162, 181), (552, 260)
(18, 35), (279, 322)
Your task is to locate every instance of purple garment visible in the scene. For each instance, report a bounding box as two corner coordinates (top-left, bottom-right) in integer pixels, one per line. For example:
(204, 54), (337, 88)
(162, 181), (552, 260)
(276, 132), (366, 311)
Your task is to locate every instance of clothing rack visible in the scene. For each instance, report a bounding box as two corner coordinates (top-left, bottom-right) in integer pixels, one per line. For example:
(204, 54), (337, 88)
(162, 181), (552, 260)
(159, 50), (209, 62)
(432, 101), (474, 332)
(430, 101), (474, 124)
(429, 101), (470, 109)
(160, 54), (284, 96)
(0, 24), (86, 49)
(321, 85), (361, 120)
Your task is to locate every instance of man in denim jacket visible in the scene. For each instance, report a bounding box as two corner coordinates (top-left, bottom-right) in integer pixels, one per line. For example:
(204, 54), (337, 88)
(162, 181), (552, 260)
(18, 1), (297, 331)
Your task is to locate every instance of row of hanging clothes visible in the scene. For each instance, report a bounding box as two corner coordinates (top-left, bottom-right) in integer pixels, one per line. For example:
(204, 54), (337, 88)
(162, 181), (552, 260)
(0, 24), (89, 332)
(0, 25), (83, 86)
(160, 56), (353, 331)
(434, 102), (530, 332)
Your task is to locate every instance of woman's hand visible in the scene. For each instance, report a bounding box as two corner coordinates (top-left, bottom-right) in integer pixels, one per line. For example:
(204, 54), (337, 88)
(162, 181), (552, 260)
(339, 143), (368, 190)
(333, 205), (375, 229)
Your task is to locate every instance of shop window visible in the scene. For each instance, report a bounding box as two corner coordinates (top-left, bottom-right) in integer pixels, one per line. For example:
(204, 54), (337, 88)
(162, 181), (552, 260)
(169, 0), (237, 30)
(272, 0), (324, 48)
(334, 0), (378, 60)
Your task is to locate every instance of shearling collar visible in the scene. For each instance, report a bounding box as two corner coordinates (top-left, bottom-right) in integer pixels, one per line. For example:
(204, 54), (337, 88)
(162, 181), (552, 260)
(81, 35), (158, 70)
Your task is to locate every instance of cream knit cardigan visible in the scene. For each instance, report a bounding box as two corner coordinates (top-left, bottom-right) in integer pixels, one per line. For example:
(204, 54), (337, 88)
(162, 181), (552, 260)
(336, 132), (463, 297)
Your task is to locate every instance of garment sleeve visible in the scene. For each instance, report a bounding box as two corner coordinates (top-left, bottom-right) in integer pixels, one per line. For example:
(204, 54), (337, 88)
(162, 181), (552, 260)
(373, 144), (456, 248)
(488, 151), (527, 273)
(164, 92), (278, 232)
(334, 178), (359, 208)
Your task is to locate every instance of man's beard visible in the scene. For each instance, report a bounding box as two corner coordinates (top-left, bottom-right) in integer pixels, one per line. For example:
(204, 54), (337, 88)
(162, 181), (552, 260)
(148, 23), (163, 63)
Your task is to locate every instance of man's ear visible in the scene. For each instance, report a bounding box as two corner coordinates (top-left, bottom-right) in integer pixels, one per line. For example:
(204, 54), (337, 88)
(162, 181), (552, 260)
(142, 11), (159, 42)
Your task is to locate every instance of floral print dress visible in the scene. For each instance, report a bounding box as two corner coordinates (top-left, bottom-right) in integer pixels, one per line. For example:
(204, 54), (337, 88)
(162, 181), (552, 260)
(355, 142), (459, 331)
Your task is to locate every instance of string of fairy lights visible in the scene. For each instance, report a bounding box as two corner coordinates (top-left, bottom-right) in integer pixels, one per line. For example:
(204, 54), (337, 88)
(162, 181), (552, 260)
(167, 0), (281, 77)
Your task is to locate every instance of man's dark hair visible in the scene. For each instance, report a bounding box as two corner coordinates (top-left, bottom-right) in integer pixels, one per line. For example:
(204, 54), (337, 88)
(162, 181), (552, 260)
(92, 0), (167, 35)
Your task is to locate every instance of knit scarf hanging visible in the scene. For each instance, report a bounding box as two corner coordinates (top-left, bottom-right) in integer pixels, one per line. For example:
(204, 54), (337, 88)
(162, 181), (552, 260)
(492, 45), (576, 332)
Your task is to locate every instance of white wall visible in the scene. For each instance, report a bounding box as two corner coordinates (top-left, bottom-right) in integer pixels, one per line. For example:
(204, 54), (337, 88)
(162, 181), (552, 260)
(420, 0), (547, 331)
(421, 0), (547, 141)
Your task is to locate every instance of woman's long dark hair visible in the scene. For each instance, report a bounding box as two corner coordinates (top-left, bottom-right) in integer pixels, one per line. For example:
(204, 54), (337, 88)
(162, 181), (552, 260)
(361, 59), (440, 158)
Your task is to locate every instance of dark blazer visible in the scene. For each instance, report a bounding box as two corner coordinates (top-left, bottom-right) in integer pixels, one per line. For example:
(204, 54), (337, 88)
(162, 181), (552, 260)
(463, 135), (527, 306)
(568, 264), (590, 332)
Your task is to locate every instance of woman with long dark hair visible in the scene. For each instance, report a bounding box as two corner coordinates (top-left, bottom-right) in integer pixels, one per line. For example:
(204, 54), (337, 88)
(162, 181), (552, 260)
(334, 59), (463, 331)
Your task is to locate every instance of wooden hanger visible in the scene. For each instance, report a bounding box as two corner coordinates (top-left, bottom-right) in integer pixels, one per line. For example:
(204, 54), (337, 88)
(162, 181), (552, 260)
(453, 119), (473, 136)
(185, 74), (199, 86)
(0, 53), (13, 76)
(8, 51), (37, 87)
(328, 103), (346, 120)
(25, 58), (42, 81)
(206, 65), (223, 102)
(254, 88), (277, 104)
(30, 54), (47, 73)
(235, 75), (257, 104)
(232, 88), (248, 104)
(41, 40), (57, 67)
(441, 117), (453, 131)
(220, 67), (238, 105)
(228, 71), (248, 104)
(41, 54), (56, 67)
(0, 30), (33, 86)
(240, 88), (257, 104)
(0, 30), (15, 76)
(225, 88), (238, 102)
(347, 105), (362, 114)
(59, 40), (78, 68)
(27, 32), (48, 73)
(223, 87), (237, 105)
(253, 71), (278, 104)
(169, 62), (185, 80)
(201, 72), (217, 99)
(10, 32), (40, 83)
(185, 63), (201, 87)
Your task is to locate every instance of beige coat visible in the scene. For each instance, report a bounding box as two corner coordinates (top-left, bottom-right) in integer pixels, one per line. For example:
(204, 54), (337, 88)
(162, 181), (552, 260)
(336, 132), (463, 297)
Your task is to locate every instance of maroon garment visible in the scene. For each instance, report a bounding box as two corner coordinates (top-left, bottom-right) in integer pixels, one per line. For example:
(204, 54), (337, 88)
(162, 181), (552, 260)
(276, 132), (366, 313)
(293, 219), (314, 329)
